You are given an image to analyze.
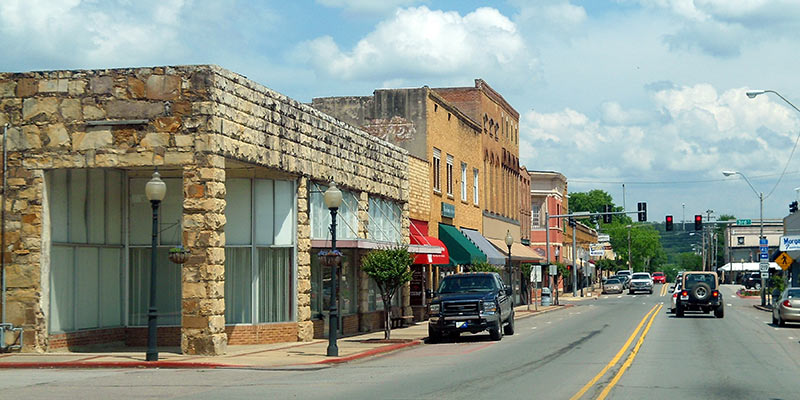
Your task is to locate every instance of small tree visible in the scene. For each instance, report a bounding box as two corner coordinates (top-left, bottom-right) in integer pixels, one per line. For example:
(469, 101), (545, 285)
(469, 260), (501, 273)
(362, 246), (414, 339)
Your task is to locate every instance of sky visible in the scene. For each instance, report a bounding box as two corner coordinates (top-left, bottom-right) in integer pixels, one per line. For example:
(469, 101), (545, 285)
(2, 0), (800, 223)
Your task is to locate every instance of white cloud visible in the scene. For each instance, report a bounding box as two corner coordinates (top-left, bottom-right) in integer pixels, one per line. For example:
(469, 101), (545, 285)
(316, 0), (424, 15)
(521, 83), (800, 184)
(296, 6), (534, 82)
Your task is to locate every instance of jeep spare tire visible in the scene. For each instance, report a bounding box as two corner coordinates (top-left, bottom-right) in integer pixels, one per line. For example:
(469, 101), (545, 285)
(692, 283), (711, 301)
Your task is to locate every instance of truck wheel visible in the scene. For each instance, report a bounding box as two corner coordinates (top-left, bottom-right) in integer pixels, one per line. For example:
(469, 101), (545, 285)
(676, 304), (684, 317)
(714, 306), (724, 318)
(504, 311), (515, 335)
(692, 283), (711, 301)
(489, 323), (503, 341)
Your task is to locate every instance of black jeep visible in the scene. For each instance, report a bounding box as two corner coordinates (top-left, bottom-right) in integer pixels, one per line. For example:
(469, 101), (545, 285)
(428, 272), (515, 342)
(675, 271), (724, 318)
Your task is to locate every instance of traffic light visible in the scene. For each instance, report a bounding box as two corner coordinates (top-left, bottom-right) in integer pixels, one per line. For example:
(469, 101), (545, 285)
(665, 215), (673, 231)
(791, 201), (798, 213)
(568, 217), (576, 227)
(694, 215), (702, 230)
(603, 205), (612, 223)
(637, 202), (647, 222)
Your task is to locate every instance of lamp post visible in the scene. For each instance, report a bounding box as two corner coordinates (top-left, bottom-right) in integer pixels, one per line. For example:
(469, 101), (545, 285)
(626, 224), (632, 271)
(145, 170), (166, 362)
(324, 182), (343, 357)
(682, 203), (686, 231)
(722, 170), (766, 306)
(505, 230), (514, 304)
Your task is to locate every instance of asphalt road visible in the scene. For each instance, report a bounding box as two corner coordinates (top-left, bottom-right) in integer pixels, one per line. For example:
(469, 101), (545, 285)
(2, 284), (799, 399)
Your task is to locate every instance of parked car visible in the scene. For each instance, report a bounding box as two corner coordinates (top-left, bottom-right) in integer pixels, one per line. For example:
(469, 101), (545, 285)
(629, 272), (653, 294)
(603, 278), (624, 294)
(772, 287), (800, 326)
(652, 272), (666, 284)
(428, 272), (514, 342)
(675, 271), (723, 318)
(743, 272), (762, 290)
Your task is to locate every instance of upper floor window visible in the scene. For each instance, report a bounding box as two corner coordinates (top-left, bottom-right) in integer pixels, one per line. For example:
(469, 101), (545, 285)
(473, 168), (479, 205)
(460, 162), (467, 202)
(433, 148), (441, 192)
(446, 154), (454, 196)
(310, 182), (359, 240)
(532, 201), (542, 228)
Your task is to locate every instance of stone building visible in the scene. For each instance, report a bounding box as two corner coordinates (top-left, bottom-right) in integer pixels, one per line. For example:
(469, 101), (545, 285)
(0, 65), (410, 354)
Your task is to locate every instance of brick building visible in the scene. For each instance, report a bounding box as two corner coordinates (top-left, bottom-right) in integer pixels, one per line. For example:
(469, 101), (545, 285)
(529, 170), (568, 292)
(0, 65), (411, 354)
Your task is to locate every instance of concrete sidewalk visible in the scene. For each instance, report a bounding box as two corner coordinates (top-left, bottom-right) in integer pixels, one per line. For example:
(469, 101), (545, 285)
(0, 303), (572, 370)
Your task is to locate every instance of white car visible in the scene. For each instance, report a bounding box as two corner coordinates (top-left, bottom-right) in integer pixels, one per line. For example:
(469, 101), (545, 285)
(629, 272), (653, 294)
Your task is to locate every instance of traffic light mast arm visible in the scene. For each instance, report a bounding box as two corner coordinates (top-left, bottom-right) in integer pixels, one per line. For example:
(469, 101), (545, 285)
(547, 210), (640, 219)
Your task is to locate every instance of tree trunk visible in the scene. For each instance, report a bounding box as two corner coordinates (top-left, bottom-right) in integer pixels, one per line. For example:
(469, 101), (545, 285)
(383, 294), (392, 340)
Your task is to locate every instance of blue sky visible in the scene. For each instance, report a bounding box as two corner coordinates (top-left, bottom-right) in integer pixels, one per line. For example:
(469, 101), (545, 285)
(3, 0), (800, 223)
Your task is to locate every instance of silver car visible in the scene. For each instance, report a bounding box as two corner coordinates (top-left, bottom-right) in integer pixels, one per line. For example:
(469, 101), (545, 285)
(603, 278), (623, 294)
(772, 287), (800, 326)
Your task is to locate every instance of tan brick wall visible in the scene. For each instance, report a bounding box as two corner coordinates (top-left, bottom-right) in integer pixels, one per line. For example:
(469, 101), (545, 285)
(426, 92), (482, 234)
(408, 156), (430, 222)
(225, 323), (297, 345)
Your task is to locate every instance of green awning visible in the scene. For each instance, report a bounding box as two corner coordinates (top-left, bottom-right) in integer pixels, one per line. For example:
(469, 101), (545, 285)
(438, 224), (486, 266)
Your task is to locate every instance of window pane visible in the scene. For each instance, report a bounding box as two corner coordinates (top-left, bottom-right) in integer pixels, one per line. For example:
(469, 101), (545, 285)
(75, 247), (99, 329)
(340, 251), (357, 315)
(88, 169), (105, 244)
(225, 247), (252, 324)
(68, 169), (87, 243)
(273, 180), (294, 246)
(49, 246), (74, 333)
(225, 179), (252, 245)
(311, 183), (358, 240)
(339, 191), (359, 240)
(254, 180), (275, 245)
(48, 170), (68, 242)
(461, 163), (467, 201)
(99, 247), (122, 327)
(106, 170), (123, 244)
(159, 178), (183, 246)
(256, 247), (292, 323)
(310, 182), (328, 240)
(128, 247), (181, 326)
(129, 178), (152, 245)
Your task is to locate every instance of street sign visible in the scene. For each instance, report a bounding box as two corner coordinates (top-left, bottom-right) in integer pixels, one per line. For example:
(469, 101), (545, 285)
(597, 234), (610, 242)
(532, 265), (542, 282)
(759, 261), (769, 273)
(549, 264), (557, 276)
(760, 253), (768, 260)
(590, 247), (605, 256)
(761, 272), (770, 279)
(736, 219), (752, 225)
(779, 235), (800, 251)
(776, 253), (794, 270)
(760, 238), (768, 246)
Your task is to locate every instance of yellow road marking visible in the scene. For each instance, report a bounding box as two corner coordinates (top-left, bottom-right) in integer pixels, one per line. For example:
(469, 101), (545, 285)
(596, 304), (663, 400)
(569, 304), (659, 400)
(660, 284), (668, 297)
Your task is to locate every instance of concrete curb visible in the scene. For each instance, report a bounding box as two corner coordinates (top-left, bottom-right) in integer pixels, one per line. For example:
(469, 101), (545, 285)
(0, 360), (243, 369)
(312, 340), (423, 365)
(514, 304), (573, 320)
(753, 304), (772, 312)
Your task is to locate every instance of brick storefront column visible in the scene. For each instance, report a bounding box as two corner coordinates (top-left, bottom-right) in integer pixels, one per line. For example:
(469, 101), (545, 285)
(181, 154), (227, 355)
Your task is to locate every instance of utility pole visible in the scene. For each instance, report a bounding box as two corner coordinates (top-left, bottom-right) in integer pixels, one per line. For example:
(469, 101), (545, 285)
(701, 226), (706, 271)
(573, 223), (578, 297)
(627, 225), (632, 271)
(682, 203), (686, 231)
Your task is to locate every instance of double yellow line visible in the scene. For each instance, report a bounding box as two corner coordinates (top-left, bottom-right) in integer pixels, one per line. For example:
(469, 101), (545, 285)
(569, 303), (663, 400)
(659, 284), (669, 296)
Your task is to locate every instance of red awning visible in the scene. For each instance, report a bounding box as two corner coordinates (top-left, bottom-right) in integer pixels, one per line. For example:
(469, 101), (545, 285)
(410, 234), (450, 265)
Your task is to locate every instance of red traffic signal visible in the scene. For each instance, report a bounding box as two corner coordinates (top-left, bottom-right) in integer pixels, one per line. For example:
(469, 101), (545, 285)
(666, 215), (674, 231)
(694, 215), (702, 230)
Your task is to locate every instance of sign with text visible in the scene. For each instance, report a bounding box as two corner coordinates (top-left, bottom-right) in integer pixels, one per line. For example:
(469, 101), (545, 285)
(531, 265), (542, 282)
(736, 219), (752, 225)
(779, 235), (800, 251)
(759, 261), (769, 273)
(549, 264), (557, 276)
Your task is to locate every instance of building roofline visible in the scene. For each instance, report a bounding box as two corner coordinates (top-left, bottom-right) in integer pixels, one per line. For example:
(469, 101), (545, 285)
(427, 87), (482, 132)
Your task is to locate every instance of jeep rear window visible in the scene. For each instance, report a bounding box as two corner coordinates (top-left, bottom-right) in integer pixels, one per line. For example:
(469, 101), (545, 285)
(684, 274), (716, 289)
(439, 276), (496, 293)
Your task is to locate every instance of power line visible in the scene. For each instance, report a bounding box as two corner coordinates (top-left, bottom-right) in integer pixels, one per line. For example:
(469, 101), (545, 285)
(569, 170), (800, 186)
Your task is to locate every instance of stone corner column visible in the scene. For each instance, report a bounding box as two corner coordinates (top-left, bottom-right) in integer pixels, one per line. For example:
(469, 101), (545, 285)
(181, 156), (227, 355)
(296, 177), (313, 342)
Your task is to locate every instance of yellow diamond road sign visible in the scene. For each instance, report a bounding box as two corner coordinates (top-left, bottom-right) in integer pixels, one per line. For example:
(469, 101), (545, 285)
(777, 252), (794, 270)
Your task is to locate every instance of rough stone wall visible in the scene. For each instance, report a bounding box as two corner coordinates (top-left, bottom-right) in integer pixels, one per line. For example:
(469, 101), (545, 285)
(295, 177), (313, 341)
(181, 154), (227, 355)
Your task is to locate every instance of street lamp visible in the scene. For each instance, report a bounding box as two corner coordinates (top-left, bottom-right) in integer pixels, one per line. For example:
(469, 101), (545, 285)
(324, 182), (343, 357)
(144, 170), (166, 362)
(504, 230), (514, 304)
(722, 170), (766, 306)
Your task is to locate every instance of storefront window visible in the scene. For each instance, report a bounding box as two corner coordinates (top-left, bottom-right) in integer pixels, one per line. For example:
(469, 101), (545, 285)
(368, 197), (402, 243)
(310, 182), (358, 240)
(311, 249), (357, 318)
(224, 178), (295, 324)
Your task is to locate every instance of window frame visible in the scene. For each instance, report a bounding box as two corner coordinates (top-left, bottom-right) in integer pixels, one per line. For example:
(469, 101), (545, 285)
(433, 148), (441, 193)
(446, 154), (454, 197)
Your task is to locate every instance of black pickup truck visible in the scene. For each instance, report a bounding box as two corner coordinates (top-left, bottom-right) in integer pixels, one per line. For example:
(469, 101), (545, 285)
(428, 272), (515, 342)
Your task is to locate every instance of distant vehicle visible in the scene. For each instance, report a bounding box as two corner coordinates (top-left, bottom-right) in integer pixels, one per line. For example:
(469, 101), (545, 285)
(743, 272), (762, 290)
(669, 280), (682, 313)
(652, 272), (666, 284)
(603, 278), (623, 294)
(616, 270), (633, 289)
(675, 271), (723, 318)
(629, 272), (653, 294)
(427, 272), (514, 342)
(772, 287), (800, 326)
